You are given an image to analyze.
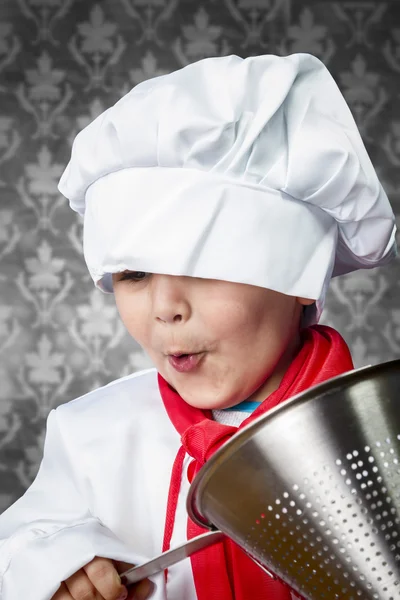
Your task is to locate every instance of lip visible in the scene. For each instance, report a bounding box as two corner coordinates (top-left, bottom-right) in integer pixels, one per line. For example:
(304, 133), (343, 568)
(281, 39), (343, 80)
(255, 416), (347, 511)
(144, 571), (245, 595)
(167, 352), (205, 373)
(166, 349), (202, 356)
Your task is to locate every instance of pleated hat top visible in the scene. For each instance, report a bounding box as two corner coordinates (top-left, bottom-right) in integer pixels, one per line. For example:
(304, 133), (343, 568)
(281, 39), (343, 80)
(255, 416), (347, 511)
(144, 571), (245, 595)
(58, 53), (397, 323)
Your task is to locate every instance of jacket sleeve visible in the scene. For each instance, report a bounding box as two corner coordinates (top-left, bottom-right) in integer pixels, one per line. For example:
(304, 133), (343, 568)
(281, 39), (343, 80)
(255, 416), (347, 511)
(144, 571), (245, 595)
(0, 408), (155, 600)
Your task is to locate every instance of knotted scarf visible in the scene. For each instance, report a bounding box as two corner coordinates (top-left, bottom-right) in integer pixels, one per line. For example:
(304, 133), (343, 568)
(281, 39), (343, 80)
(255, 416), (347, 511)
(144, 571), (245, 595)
(158, 325), (354, 599)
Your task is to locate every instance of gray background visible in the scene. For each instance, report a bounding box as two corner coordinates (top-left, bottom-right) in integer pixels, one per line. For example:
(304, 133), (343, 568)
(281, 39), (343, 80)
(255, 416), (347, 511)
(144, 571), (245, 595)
(0, 0), (399, 512)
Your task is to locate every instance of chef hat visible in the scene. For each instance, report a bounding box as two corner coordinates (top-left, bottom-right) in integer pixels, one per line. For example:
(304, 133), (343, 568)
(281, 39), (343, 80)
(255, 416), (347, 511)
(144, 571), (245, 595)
(58, 53), (397, 324)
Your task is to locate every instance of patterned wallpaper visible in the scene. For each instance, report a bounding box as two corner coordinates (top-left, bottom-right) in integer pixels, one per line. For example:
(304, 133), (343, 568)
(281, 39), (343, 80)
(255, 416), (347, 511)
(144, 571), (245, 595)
(0, 0), (399, 512)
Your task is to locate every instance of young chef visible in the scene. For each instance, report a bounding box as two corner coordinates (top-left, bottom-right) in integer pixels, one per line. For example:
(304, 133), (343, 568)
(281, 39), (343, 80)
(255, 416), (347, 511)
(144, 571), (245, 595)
(0, 52), (396, 600)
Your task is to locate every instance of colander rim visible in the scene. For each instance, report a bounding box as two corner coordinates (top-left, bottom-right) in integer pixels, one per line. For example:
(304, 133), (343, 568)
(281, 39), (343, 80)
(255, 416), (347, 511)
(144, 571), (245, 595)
(187, 358), (400, 528)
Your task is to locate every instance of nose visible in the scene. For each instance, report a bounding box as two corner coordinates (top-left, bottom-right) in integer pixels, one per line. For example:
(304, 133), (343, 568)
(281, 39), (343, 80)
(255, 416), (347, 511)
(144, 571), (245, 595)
(151, 274), (191, 324)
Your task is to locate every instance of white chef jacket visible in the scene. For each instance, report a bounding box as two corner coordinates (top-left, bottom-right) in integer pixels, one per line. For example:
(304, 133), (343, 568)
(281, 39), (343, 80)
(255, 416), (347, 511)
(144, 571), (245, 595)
(0, 368), (297, 600)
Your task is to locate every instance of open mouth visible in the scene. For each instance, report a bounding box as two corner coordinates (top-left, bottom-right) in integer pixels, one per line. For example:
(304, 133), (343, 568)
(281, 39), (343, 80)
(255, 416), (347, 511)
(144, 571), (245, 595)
(168, 352), (204, 372)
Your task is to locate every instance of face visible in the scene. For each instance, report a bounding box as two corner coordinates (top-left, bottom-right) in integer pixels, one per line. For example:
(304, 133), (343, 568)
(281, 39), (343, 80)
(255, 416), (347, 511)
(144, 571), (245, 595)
(112, 272), (315, 410)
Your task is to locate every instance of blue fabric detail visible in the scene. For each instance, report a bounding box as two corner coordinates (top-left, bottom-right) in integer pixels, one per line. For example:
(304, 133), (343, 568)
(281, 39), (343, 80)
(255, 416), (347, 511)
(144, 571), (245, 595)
(223, 401), (262, 413)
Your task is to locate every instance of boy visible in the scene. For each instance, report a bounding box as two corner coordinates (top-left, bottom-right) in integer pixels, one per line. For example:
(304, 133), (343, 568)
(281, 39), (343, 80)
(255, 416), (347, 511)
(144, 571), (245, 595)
(0, 53), (396, 600)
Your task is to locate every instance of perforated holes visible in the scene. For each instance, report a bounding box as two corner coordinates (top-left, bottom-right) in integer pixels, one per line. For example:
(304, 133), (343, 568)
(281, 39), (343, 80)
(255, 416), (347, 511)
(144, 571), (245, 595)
(246, 435), (400, 600)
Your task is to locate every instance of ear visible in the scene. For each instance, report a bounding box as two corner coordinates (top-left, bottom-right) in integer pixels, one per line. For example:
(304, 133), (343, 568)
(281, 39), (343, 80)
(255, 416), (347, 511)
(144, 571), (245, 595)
(296, 297), (316, 306)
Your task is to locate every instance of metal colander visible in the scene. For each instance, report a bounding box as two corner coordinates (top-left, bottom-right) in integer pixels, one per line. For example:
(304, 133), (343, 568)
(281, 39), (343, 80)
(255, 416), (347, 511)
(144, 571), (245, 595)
(187, 360), (400, 600)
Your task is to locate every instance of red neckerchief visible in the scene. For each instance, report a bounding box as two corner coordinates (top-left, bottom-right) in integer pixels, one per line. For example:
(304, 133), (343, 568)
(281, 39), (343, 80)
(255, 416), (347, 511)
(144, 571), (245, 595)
(158, 325), (354, 599)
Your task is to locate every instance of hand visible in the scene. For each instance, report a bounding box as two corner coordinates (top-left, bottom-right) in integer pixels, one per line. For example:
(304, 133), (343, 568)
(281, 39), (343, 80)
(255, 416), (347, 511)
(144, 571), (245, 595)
(52, 556), (153, 600)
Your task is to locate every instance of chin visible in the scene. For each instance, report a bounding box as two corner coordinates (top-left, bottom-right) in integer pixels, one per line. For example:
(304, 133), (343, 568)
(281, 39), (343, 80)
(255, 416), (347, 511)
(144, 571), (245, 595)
(185, 400), (228, 411)
(162, 371), (243, 410)
(178, 389), (240, 411)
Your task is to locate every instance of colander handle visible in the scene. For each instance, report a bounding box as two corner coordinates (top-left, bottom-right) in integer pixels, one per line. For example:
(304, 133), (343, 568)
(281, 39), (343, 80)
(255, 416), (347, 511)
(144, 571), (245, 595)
(120, 530), (225, 586)
(247, 554), (276, 580)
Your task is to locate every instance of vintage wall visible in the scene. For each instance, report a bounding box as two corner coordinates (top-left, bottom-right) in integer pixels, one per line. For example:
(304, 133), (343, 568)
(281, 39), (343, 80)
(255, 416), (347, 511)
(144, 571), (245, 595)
(0, 0), (399, 511)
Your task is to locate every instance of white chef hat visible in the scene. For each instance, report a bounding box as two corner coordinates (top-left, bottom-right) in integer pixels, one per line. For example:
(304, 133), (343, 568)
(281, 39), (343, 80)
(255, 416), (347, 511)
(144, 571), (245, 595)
(58, 53), (397, 325)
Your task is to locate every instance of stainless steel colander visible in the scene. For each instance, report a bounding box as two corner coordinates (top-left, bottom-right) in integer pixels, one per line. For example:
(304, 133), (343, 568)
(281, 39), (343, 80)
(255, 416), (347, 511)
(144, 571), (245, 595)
(122, 360), (400, 599)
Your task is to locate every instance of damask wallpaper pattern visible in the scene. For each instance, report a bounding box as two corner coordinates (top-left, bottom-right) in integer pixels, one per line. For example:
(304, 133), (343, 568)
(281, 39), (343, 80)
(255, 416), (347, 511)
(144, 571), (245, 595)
(0, 0), (399, 512)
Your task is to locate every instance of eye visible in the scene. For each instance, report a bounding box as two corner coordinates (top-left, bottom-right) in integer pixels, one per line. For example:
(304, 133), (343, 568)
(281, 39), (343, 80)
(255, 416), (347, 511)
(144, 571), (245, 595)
(117, 271), (149, 283)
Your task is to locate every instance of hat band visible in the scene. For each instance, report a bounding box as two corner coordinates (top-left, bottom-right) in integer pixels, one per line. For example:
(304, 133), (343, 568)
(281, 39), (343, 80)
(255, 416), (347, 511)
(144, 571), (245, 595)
(83, 166), (337, 305)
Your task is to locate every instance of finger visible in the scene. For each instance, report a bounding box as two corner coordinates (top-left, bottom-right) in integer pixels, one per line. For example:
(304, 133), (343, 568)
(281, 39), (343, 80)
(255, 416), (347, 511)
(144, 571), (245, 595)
(51, 581), (75, 600)
(83, 557), (128, 600)
(126, 579), (155, 600)
(111, 560), (153, 600)
(111, 560), (139, 592)
(112, 559), (136, 574)
(112, 561), (151, 591)
(64, 568), (98, 600)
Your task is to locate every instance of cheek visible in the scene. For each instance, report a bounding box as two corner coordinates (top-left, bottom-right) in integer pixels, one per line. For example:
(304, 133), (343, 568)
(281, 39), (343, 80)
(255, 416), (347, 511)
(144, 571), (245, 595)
(209, 299), (254, 335)
(215, 295), (295, 369)
(213, 301), (267, 347)
(114, 291), (147, 342)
